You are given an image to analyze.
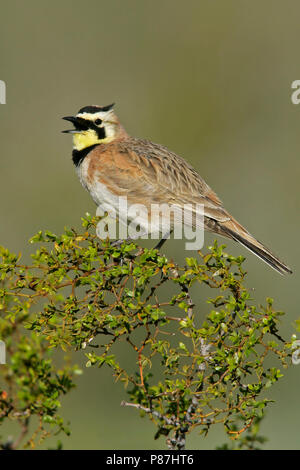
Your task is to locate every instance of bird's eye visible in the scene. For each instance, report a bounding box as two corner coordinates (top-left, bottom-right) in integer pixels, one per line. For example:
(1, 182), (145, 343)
(95, 118), (102, 125)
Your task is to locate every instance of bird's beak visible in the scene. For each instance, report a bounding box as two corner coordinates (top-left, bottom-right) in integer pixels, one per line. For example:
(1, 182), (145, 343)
(62, 116), (83, 134)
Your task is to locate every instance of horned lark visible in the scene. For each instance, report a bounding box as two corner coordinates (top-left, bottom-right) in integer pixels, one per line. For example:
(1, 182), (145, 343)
(63, 103), (292, 275)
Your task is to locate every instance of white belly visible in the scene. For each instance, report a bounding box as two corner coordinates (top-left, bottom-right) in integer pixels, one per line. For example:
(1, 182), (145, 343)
(77, 158), (130, 225)
(77, 159), (118, 206)
(77, 158), (174, 237)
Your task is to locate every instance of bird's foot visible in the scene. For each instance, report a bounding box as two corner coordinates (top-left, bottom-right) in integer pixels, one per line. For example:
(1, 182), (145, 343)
(110, 237), (138, 248)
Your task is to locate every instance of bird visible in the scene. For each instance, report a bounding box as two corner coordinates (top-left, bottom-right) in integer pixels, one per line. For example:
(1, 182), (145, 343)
(63, 103), (292, 275)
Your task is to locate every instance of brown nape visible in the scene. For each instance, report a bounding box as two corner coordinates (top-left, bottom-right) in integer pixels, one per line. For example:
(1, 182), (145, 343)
(114, 120), (130, 141)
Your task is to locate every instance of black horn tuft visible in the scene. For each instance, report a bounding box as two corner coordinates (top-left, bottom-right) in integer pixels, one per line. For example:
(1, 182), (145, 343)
(78, 103), (115, 114)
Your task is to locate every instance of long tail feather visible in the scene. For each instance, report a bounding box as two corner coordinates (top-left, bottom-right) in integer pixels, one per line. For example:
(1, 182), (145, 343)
(220, 221), (292, 275)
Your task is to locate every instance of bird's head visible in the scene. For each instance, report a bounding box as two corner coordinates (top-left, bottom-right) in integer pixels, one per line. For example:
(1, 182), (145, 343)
(62, 103), (125, 151)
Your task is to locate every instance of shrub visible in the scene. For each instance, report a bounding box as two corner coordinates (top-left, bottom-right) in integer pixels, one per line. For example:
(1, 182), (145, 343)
(0, 215), (295, 449)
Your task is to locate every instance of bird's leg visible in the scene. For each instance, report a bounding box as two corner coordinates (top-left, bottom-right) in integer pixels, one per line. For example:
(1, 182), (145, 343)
(153, 229), (173, 250)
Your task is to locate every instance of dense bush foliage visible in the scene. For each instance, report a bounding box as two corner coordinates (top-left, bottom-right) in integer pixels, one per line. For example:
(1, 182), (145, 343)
(0, 215), (295, 449)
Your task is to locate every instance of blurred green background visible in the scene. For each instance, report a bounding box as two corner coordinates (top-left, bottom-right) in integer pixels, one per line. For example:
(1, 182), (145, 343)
(1, 0), (299, 449)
